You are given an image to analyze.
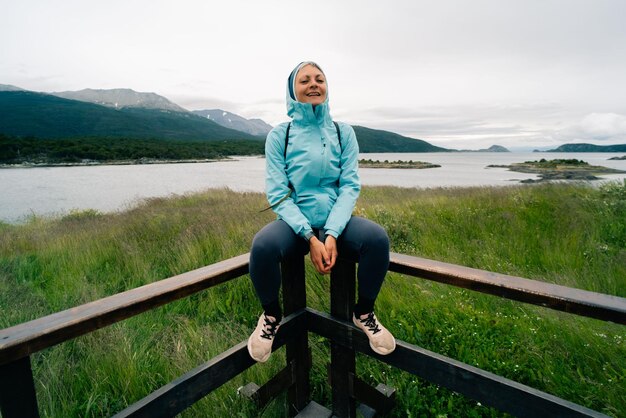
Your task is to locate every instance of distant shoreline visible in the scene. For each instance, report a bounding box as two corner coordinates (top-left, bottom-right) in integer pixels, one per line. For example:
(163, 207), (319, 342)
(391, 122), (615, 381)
(0, 157), (244, 169)
(359, 159), (440, 169)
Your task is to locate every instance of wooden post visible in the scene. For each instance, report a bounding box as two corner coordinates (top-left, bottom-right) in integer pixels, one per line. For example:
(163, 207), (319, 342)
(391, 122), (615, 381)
(330, 258), (357, 418)
(0, 356), (40, 418)
(281, 256), (310, 416)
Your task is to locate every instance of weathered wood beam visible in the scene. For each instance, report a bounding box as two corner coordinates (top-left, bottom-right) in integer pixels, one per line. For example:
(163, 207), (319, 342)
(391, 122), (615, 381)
(0, 254), (250, 365)
(241, 355), (312, 409)
(0, 356), (40, 418)
(112, 309), (306, 418)
(330, 258), (357, 418)
(282, 256), (311, 416)
(390, 252), (626, 324)
(351, 377), (395, 416)
(307, 308), (610, 418)
(239, 362), (296, 408)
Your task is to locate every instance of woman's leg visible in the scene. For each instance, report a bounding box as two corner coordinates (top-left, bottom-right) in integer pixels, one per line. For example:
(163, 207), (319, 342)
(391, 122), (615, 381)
(248, 220), (309, 362)
(336, 216), (395, 355)
(335, 216), (390, 315)
(249, 219), (309, 320)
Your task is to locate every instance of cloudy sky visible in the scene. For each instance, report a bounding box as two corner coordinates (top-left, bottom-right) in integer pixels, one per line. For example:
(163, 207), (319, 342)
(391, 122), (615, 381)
(2, 0), (626, 150)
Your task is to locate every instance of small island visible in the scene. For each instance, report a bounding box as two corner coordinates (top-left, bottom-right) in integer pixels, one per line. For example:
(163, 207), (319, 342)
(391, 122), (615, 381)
(359, 159), (440, 169)
(457, 144), (510, 152)
(487, 158), (626, 183)
(608, 155), (626, 160)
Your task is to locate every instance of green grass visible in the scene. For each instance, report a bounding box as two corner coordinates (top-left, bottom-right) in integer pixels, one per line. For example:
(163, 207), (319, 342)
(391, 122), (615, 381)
(1, 183), (625, 417)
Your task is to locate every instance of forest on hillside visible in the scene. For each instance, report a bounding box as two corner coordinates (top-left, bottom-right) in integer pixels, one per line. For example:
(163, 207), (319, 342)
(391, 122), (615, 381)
(0, 135), (264, 164)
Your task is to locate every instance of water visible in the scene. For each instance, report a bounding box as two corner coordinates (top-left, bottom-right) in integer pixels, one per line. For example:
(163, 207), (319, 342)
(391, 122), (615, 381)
(359, 152), (626, 188)
(1, 153), (625, 223)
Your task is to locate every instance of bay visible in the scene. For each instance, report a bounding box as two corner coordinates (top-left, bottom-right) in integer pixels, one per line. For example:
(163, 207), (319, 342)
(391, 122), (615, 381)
(1, 152), (625, 224)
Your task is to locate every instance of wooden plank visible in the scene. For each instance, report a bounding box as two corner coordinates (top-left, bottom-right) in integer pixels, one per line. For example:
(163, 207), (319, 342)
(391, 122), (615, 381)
(0, 253), (250, 365)
(307, 308), (610, 418)
(330, 259), (356, 418)
(0, 356), (40, 418)
(352, 376), (395, 415)
(113, 309), (306, 418)
(282, 256), (307, 316)
(243, 361), (296, 408)
(389, 252), (626, 324)
(330, 258), (355, 320)
(113, 341), (253, 418)
(282, 256), (310, 416)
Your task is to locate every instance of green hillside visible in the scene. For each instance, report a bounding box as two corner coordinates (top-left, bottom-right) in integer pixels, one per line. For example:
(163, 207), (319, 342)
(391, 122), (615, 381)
(546, 143), (626, 152)
(0, 91), (261, 141)
(352, 125), (449, 152)
(0, 135), (263, 164)
(0, 91), (450, 154)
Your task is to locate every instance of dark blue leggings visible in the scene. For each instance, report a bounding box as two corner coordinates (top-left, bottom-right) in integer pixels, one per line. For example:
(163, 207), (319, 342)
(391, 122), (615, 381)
(249, 216), (390, 308)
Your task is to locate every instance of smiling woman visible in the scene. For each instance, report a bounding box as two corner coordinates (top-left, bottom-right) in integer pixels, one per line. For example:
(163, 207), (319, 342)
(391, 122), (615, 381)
(246, 61), (397, 363)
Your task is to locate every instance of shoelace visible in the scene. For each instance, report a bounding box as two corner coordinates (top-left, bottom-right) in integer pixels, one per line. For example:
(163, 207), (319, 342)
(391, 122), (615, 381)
(260, 316), (279, 340)
(359, 312), (382, 335)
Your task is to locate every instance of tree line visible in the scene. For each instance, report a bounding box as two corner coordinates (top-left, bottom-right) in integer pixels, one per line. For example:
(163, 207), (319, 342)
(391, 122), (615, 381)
(0, 134), (265, 164)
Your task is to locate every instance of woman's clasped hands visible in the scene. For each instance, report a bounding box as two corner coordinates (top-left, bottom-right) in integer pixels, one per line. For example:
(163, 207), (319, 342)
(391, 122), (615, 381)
(309, 235), (337, 274)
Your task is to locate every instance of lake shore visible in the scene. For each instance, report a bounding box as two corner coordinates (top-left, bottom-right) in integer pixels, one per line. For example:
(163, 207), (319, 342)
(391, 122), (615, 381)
(0, 157), (234, 168)
(3, 152), (626, 224)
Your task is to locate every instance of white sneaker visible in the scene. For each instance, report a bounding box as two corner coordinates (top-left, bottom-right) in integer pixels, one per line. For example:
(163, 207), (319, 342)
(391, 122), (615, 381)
(353, 312), (396, 355)
(247, 313), (280, 362)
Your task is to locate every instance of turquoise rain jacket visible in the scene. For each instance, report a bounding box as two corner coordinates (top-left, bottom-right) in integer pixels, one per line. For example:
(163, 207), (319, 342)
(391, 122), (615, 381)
(264, 64), (360, 239)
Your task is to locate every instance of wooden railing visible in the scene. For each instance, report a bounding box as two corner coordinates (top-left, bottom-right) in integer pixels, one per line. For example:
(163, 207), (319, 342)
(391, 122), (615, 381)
(1, 252), (624, 417)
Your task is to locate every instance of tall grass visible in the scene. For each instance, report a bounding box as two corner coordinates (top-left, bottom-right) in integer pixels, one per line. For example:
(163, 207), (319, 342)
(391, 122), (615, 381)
(0, 183), (624, 417)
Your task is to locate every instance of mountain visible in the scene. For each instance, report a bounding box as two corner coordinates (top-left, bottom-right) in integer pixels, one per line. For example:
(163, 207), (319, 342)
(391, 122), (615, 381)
(0, 84), (25, 92)
(545, 143), (626, 152)
(0, 88), (447, 152)
(52, 88), (188, 112)
(193, 111), (449, 152)
(0, 91), (260, 141)
(192, 109), (273, 136)
(458, 144), (510, 152)
(351, 125), (449, 152)
(481, 145), (509, 152)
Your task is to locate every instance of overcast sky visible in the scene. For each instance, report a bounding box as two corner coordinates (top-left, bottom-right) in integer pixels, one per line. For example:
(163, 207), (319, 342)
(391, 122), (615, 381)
(2, 0), (626, 150)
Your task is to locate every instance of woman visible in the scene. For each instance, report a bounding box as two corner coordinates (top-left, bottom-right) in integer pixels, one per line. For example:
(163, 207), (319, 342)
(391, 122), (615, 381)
(247, 61), (396, 363)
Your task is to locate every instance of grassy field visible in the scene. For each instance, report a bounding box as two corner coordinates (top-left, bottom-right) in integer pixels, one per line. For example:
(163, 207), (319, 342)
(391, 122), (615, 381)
(0, 182), (624, 417)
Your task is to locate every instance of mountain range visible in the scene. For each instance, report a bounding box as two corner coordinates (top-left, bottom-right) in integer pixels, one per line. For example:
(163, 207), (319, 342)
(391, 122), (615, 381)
(0, 90), (258, 141)
(543, 143), (626, 153)
(192, 109), (273, 137)
(0, 84), (24, 92)
(2, 84), (622, 153)
(0, 85), (449, 152)
(52, 88), (188, 112)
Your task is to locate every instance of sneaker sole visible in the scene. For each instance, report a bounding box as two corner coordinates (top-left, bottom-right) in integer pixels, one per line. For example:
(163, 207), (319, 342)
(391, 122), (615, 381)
(353, 316), (396, 356)
(369, 341), (396, 356)
(247, 335), (271, 363)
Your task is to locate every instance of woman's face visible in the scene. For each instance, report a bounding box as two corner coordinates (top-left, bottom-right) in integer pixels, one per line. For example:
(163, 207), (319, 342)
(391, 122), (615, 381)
(294, 64), (327, 105)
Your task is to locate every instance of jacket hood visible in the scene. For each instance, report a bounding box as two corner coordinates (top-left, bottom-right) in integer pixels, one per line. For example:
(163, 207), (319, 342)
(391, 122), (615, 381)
(286, 61), (332, 126)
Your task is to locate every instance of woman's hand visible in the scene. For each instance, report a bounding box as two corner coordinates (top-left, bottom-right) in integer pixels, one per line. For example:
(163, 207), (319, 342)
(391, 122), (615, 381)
(309, 236), (334, 274)
(324, 235), (338, 271)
